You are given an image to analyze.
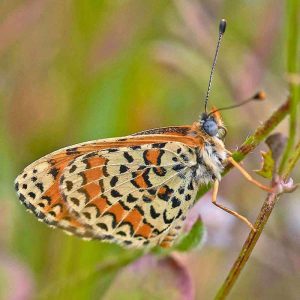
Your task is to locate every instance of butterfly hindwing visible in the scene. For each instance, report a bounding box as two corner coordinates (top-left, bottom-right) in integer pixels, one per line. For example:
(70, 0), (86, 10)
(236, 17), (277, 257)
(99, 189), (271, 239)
(60, 142), (198, 248)
(15, 131), (201, 248)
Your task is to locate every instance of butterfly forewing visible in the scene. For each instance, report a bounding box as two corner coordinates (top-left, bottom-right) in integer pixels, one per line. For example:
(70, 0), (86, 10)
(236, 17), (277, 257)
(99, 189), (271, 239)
(15, 132), (201, 248)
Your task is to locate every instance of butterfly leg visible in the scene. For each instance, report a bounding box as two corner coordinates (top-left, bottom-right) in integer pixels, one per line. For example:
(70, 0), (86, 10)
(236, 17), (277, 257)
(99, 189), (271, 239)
(226, 157), (273, 193)
(212, 180), (256, 231)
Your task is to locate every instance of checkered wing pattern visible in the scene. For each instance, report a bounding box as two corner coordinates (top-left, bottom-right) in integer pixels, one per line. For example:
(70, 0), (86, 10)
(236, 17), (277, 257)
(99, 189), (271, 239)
(15, 138), (199, 248)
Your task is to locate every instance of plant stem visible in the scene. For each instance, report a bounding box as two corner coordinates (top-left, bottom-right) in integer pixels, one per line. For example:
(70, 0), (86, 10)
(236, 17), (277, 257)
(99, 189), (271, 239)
(279, 0), (300, 172)
(214, 148), (300, 300)
(212, 3), (299, 297)
(214, 190), (278, 300)
(215, 138), (300, 300)
(232, 99), (290, 163)
(282, 139), (300, 180)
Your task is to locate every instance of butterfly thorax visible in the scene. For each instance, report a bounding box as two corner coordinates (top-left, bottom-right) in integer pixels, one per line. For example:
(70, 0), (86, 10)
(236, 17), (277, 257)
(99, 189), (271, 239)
(188, 120), (227, 184)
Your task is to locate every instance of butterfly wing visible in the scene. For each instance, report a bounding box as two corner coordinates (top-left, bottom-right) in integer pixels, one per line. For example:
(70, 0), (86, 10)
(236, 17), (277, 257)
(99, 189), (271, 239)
(15, 128), (202, 248)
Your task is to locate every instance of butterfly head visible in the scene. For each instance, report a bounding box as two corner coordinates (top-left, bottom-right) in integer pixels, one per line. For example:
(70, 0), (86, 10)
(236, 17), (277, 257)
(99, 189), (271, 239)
(200, 109), (226, 140)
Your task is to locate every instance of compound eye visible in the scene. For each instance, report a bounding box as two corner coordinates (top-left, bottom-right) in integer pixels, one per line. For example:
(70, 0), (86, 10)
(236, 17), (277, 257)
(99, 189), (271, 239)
(203, 119), (218, 136)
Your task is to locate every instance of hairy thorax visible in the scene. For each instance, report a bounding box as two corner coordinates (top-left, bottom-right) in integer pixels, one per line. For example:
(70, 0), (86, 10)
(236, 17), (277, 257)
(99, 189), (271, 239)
(190, 126), (227, 185)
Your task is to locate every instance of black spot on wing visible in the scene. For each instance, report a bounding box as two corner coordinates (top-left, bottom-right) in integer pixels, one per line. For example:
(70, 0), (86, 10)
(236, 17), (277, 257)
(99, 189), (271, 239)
(176, 209), (183, 219)
(110, 176), (118, 187)
(123, 240), (133, 246)
(178, 187), (184, 194)
(116, 231), (126, 236)
(99, 179), (104, 191)
(123, 152), (134, 163)
(187, 181), (194, 191)
(135, 205), (144, 216)
(127, 193), (138, 203)
(119, 165), (129, 173)
(185, 194), (191, 201)
(18, 193), (26, 203)
(130, 145), (141, 150)
(142, 195), (152, 203)
(82, 158), (90, 168)
(70, 197), (80, 206)
(69, 165), (77, 173)
(35, 182), (44, 192)
(171, 197), (181, 208)
(150, 205), (160, 219)
(163, 210), (174, 224)
(49, 167), (59, 179)
(119, 200), (130, 211)
(172, 164), (185, 172)
(148, 188), (157, 195)
(65, 180), (73, 191)
(96, 223), (108, 231)
(83, 212), (91, 220)
(111, 189), (122, 198)
(102, 166), (109, 177)
(28, 192), (36, 199)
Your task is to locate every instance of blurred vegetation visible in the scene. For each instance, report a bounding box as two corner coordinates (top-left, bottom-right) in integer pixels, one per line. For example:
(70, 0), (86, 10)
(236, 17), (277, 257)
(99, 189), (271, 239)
(0, 1), (299, 299)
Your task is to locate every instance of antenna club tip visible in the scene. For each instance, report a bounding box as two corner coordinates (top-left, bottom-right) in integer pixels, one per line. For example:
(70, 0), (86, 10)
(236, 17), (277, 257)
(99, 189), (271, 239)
(253, 90), (266, 101)
(219, 19), (227, 34)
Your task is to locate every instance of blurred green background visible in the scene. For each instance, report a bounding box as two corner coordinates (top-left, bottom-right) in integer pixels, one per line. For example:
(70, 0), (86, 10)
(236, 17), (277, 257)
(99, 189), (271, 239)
(0, 1), (299, 299)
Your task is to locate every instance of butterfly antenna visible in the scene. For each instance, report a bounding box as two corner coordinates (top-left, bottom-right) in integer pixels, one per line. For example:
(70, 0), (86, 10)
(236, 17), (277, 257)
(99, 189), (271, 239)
(208, 91), (266, 116)
(204, 19), (227, 114)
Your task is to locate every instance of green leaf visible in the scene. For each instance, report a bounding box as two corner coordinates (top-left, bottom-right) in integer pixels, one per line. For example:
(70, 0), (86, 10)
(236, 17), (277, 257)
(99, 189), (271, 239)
(254, 151), (275, 179)
(175, 218), (205, 252)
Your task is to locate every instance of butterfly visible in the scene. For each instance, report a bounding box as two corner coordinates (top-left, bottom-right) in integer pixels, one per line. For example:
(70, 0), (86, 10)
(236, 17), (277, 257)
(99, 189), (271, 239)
(14, 20), (271, 249)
